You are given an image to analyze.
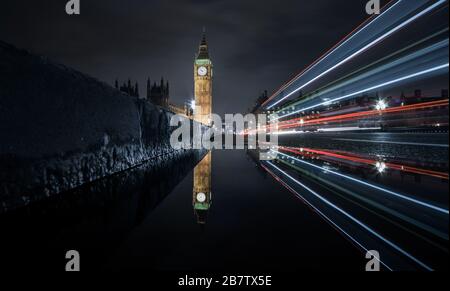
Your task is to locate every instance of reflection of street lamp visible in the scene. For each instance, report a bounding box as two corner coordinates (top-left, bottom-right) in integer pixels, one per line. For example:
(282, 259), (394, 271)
(376, 161), (387, 173)
(376, 100), (387, 111)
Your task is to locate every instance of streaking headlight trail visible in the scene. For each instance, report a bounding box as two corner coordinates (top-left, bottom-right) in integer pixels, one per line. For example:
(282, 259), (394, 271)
(264, 0), (448, 109)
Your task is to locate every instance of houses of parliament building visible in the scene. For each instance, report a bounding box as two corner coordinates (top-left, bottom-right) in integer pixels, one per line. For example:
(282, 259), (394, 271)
(115, 30), (213, 123)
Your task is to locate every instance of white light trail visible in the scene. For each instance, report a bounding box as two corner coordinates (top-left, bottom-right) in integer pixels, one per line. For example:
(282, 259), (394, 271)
(317, 127), (382, 132)
(266, 161), (433, 271)
(264, 0), (403, 106)
(267, 0), (447, 109)
(271, 127), (382, 135)
(273, 150), (449, 215)
(274, 63), (449, 120)
(273, 130), (305, 135)
(332, 138), (450, 148)
(263, 162), (393, 271)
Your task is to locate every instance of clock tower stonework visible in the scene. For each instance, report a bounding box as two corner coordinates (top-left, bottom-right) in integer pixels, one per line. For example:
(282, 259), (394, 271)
(194, 33), (213, 125)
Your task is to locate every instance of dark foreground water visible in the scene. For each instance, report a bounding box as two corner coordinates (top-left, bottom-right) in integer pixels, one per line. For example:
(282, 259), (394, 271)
(0, 133), (448, 272)
(0, 150), (365, 272)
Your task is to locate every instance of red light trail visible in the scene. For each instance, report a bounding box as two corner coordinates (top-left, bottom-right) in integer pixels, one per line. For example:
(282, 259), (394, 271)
(278, 146), (449, 180)
(272, 99), (449, 131)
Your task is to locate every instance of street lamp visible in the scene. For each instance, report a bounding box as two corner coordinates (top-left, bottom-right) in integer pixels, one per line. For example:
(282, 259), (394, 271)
(376, 100), (387, 111)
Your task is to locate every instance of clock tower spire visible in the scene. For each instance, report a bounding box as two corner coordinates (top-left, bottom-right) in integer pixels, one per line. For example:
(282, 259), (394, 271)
(194, 30), (213, 125)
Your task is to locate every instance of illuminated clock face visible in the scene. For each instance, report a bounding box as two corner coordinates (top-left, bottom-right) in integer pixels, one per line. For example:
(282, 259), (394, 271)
(198, 66), (208, 76)
(196, 192), (207, 203)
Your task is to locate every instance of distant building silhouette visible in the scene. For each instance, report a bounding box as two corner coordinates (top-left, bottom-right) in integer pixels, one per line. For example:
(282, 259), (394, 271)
(147, 77), (169, 107)
(117, 78), (139, 97)
(251, 90), (268, 113)
(114, 76), (191, 118)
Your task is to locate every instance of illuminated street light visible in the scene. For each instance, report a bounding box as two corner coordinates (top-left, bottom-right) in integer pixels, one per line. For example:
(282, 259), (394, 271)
(376, 100), (387, 111)
(190, 99), (196, 110)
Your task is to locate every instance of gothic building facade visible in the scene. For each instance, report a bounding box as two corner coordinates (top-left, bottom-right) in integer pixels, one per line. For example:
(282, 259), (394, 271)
(116, 79), (139, 97)
(147, 78), (170, 107)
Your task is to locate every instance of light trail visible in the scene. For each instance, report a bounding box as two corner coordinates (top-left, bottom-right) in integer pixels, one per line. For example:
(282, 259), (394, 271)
(274, 99), (449, 130)
(317, 127), (380, 132)
(268, 127), (382, 135)
(274, 149), (449, 215)
(272, 130), (302, 136)
(275, 157), (450, 241)
(261, 0), (399, 108)
(268, 31), (449, 113)
(244, 99), (448, 136)
(269, 37), (450, 121)
(266, 0), (448, 109)
(332, 139), (449, 148)
(264, 161), (433, 271)
(260, 162), (393, 271)
(283, 146), (449, 180)
(273, 63), (449, 120)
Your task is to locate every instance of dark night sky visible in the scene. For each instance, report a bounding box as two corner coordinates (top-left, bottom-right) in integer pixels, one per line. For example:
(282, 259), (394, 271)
(0, 0), (374, 115)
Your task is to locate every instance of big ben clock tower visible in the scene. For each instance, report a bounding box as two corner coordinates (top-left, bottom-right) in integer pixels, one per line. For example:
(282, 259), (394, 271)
(194, 32), (213, 126)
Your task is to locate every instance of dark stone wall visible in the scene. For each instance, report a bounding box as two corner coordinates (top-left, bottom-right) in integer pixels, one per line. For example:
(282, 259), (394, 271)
(0, 41), (196, 212)
(0, 149), (207, 271)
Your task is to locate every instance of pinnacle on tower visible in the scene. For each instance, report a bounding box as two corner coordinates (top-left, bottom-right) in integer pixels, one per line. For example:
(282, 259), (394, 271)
(196, 29), (210, 60)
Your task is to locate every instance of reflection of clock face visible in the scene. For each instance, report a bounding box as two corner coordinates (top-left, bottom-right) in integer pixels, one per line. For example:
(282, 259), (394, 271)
(198, 66), (208, 76)
(196, 192), (207, 203)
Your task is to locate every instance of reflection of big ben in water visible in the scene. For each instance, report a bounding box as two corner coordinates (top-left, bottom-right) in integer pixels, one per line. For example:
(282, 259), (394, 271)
(193, 152), (212, 224)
